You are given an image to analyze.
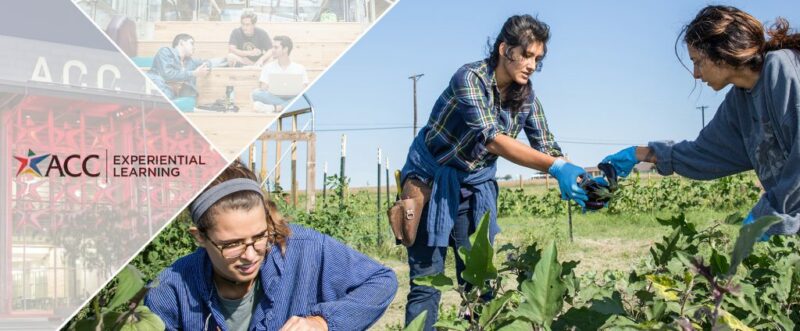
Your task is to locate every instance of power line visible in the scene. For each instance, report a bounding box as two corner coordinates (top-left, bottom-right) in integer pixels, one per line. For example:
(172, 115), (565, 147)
(317, 127), (643, 146)
(557, 140), (644, 146)
(316, 125), (412, 132)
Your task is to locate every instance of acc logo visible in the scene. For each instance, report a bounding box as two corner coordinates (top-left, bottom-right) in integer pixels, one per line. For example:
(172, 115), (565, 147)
(13, 149), (101, 177)
(14, 149), (50, 177)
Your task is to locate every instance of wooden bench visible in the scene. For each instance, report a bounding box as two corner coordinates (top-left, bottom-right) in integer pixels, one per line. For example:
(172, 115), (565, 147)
(194, 67), (321, 106)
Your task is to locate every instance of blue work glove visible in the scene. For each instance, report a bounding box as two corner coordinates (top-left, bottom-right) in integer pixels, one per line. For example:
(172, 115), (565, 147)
(601, 146), (639, 178)
(742, 212), (771, 242)
(548, 159), (589, 208)
(592, 176), (610, 187)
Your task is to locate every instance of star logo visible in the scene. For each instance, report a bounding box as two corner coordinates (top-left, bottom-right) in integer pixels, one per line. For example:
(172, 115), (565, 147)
(14, 149), (50, 177)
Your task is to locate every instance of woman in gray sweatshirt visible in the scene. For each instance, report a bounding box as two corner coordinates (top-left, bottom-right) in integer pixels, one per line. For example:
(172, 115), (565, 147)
(603, 5), (800, 237)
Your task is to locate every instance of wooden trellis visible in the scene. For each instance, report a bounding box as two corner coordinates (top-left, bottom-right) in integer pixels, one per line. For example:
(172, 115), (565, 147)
(250, 106), (316, 211)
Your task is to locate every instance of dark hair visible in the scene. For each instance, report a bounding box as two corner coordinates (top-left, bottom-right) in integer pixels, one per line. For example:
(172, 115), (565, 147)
(273, 35), (294, 55)
(487, 14), (550, 112)
(194, 160), (290, 254)
(172, 33), (193, 48)
(681, 5), (800, 71)
(241, 8), (258, 24)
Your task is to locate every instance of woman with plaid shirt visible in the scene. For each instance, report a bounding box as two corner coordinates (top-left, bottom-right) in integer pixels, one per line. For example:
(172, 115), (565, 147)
(400, 15), (589, 330)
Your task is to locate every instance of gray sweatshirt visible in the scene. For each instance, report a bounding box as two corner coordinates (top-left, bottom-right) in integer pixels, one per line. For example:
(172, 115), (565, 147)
(650, 49), (800, 236)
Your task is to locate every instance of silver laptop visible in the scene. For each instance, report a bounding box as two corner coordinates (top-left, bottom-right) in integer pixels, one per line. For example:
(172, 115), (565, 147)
(268, 73), (304, 97)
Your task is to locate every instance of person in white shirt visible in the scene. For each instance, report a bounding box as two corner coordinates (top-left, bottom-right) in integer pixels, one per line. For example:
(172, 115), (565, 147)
(251, 35), (309, 113)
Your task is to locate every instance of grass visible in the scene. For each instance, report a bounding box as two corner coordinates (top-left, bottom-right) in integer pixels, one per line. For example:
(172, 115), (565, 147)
(361, 208), (745, 330)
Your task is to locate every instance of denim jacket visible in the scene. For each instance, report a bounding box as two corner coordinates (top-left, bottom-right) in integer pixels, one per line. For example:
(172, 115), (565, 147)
(146, 47), (202, 99)
(145, 224), (398, 330)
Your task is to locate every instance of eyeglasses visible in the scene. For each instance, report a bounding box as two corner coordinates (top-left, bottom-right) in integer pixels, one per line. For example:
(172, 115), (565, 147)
(203, 231), (275, 259)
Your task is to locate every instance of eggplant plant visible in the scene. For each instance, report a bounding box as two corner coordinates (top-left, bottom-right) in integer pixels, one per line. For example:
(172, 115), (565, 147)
(406, 212), (800, 330)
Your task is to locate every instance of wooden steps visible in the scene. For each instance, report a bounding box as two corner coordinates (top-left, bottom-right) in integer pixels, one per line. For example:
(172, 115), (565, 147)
(150, 22), (365, 43)
(141, 22), (359, 108)
(138, 41), (349, 69)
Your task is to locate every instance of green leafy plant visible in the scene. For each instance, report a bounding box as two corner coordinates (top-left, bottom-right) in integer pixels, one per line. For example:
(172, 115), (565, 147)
(411, 213), (580, 330)
(498, 173), (761, 218)
(406, 211), (799, 330)
(68, 265), (164, 331)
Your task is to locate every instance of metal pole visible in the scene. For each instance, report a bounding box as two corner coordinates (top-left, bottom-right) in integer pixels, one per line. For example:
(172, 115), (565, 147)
(385, 157), (390, 208)
(567, 201), (574, 242)
(322, 162), (327, 206)
(339, 135), (346, 206)
(697, 105), (708, 129)
(376, 148), (382, 246)
(408, 74), (424, 138)
(291, 115), (298, 207)
(275, 119), (282, 190)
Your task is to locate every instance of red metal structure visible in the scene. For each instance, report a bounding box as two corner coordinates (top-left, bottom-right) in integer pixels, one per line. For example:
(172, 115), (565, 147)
(1, 80), (224, 319)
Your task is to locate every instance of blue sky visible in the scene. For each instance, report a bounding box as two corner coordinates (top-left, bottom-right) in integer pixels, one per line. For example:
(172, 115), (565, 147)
(250, 0), (799, 189)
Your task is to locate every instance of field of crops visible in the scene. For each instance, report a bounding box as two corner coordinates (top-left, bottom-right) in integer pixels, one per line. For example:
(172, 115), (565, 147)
(65, 173), (800, 330)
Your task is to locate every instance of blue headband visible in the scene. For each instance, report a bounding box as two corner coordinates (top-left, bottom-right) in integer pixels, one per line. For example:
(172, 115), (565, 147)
(190, 178), (264, 224)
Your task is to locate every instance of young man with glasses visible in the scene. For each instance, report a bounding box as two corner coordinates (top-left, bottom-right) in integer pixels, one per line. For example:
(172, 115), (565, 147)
(400, 15), (589, 330)
(145, 161), (397, 331)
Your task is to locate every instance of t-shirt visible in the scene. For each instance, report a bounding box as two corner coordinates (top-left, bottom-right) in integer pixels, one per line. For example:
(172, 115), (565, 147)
(229, 27), (272, 62)
(258, 60), (309, 85)
(215, 278), (262, 331)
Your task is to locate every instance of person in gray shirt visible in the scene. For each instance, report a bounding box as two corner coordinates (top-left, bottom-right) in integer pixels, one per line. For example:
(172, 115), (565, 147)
(603, 5), (800, 238)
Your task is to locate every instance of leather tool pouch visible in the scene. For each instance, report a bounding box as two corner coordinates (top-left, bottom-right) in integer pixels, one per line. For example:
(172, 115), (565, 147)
(387, 178), (431, 247)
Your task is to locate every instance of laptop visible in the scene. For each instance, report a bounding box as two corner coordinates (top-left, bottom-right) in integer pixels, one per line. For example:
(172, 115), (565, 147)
(268, 73), (305, 97)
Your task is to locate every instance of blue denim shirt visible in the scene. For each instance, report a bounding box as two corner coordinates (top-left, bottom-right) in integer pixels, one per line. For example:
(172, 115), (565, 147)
(146, 47), (202, 99)
(649, 50), (800, 236)
(144, 224), (397, 331)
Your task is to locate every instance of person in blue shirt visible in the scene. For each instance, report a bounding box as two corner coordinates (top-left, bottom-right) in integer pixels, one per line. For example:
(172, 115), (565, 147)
(145, 161), (397, 331)
(603, 5), (800, 238)
(400, 15), (589, 330)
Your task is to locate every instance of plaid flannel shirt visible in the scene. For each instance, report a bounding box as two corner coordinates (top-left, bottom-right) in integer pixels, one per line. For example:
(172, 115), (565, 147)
(422, 59), (563, 172)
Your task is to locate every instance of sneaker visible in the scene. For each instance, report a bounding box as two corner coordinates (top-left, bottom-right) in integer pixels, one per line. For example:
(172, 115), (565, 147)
(253, 101), (273, 113)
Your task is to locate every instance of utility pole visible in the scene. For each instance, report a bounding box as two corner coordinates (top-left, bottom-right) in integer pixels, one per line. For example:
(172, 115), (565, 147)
(697, 105), (709, 128)
(409, 74), (424, 138)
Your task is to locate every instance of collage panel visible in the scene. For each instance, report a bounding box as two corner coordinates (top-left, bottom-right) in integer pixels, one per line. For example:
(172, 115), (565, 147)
(236, 1), (800, 330)
(2, 0), (800, 330)
(0, 1), (227, 329)
(73, 0), (395, 160)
